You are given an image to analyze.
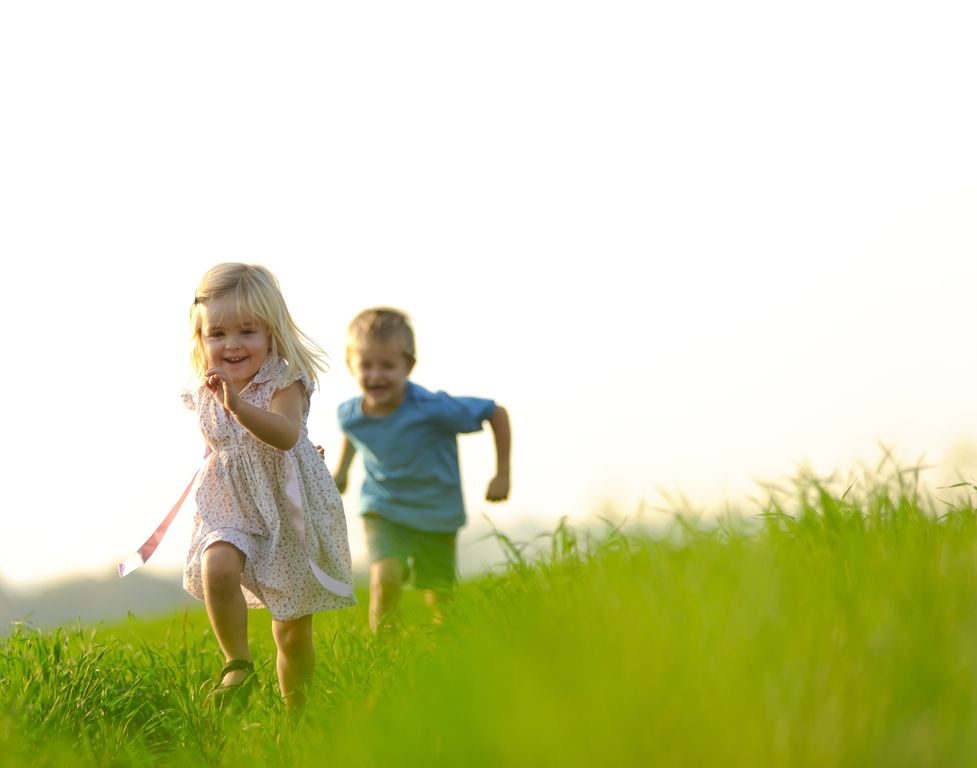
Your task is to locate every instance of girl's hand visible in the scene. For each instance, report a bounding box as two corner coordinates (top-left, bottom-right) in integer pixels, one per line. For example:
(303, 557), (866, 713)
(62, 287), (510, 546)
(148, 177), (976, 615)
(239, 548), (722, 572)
(205, 367), (241, 413)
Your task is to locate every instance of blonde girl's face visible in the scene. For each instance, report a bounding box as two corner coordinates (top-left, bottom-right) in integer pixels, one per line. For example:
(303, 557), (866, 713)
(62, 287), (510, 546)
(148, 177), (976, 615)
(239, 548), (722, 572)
(199, 295), (271, 388)
(347, 340), (414, 416)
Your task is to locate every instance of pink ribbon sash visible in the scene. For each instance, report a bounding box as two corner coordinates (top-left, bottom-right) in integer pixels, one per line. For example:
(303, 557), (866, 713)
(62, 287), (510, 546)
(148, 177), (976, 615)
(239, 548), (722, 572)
(118, 470), (200, 578)
(119, 449), (354, 599)
(283, 458), (355, 598)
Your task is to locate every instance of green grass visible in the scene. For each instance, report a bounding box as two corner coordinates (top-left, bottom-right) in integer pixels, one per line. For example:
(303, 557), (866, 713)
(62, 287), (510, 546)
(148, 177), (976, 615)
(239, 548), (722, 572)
(3, 458), (977, 766)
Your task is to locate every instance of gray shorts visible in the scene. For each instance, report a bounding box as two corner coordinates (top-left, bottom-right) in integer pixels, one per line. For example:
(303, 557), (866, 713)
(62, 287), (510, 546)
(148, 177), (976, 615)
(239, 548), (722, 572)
(363, 513), (458, 592)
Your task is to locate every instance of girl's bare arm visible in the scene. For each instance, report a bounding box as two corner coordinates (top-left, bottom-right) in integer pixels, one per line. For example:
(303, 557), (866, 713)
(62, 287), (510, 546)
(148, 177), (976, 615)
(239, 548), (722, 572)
(226, 380), (305, 450)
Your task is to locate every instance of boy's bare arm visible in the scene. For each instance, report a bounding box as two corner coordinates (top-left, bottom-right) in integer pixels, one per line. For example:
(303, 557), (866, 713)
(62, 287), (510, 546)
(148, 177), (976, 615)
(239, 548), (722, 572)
(486, 405), (511, 502)
(333, 435), (357, 494)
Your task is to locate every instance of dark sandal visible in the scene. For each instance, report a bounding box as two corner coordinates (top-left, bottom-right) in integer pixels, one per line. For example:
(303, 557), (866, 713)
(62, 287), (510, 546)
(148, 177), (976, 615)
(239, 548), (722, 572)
(205, 659), (256, 709)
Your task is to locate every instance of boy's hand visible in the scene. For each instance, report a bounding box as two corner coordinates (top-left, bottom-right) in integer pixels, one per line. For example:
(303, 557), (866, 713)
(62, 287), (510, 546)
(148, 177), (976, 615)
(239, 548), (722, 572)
(486, 475), (509, 502)
(315, 444), (325, 460)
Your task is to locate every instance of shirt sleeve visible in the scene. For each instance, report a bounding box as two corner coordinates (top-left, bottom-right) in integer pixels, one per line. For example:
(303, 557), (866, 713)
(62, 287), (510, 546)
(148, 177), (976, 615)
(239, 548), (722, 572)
(181, 386), (201, 411)
(287, 373), (315, 398)
(432, 392), (496, 434)
(337, 399), (355, 432)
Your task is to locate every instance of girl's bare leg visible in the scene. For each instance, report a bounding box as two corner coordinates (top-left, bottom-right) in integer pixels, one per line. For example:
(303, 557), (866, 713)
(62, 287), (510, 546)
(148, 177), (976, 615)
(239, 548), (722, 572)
(272, 614), (315, 711)
(201, 542), (251, 684)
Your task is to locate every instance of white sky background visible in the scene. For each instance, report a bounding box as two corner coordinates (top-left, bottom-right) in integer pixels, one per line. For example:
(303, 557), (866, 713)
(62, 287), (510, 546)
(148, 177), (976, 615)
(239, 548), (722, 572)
(1, 1), (976, 589)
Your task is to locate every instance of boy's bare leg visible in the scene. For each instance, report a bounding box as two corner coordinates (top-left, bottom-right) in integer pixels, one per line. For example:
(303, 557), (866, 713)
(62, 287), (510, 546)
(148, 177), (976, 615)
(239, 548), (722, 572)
(201, 542), (251, 684)
(369, 558), (404, 635)
(423, 589), (452, 626)
(272, 614), (315, 711)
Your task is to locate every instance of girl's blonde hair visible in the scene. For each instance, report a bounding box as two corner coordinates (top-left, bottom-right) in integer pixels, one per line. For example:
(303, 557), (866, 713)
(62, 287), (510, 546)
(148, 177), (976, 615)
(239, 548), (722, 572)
(346, 307), (416, 362)
(190, 263), (328, 386)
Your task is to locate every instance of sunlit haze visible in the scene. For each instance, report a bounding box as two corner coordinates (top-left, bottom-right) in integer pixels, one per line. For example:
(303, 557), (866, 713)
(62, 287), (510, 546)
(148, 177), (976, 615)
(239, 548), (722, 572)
(2, 1), (976, 589)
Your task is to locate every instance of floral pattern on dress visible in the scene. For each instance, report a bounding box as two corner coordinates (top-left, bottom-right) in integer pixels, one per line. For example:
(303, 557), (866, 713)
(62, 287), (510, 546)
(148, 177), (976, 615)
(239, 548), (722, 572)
(182, 356), (356, 620)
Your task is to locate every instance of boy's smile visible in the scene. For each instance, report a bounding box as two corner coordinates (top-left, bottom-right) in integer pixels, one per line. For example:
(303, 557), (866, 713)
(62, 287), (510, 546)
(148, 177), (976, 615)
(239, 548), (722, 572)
(347, 340), (414, 417)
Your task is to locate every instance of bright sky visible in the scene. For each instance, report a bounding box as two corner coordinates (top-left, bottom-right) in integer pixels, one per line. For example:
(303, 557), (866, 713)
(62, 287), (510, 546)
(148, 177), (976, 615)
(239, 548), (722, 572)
(2, 1), (976, 589)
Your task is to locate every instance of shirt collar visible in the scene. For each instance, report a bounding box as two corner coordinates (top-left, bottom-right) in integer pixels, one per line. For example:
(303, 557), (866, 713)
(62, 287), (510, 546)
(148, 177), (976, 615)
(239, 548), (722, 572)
(251, 355), (286, 385)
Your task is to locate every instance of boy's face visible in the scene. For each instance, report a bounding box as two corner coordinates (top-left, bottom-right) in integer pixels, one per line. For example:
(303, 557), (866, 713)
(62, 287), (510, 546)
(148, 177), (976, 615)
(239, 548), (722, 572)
(347, 340), (414, 416)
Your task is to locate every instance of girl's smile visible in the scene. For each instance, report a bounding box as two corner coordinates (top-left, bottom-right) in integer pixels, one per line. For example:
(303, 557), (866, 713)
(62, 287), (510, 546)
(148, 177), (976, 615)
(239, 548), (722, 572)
(199, 295), (271, 389)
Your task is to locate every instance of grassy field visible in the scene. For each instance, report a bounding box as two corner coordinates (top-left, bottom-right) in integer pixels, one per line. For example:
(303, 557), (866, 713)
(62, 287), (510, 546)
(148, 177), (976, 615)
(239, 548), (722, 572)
(3, 458), (977, 766)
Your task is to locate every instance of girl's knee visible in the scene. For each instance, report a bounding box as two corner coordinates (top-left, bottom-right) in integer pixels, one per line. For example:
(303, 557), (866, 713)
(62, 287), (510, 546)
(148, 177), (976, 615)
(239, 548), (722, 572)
(273, 616), (313, 656)
(201, 542), (245, 589)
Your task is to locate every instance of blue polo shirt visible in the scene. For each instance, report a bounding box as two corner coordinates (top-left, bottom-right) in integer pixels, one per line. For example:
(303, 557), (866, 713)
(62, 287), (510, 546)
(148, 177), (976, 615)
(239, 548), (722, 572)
(337, 381), (496, 532)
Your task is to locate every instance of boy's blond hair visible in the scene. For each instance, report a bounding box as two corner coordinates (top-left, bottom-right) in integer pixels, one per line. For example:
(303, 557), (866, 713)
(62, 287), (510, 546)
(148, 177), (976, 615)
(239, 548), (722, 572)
(346, 307), (416, 362)
(189, 263), (329, 386)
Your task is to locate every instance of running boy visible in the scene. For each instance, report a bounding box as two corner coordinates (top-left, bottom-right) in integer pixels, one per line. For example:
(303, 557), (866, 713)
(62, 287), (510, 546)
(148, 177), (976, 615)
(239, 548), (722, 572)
(333, 307), (511, 633)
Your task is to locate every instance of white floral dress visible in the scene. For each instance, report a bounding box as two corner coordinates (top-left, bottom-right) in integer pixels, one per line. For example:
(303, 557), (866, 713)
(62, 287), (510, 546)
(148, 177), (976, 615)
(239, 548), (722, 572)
(181, 356), (356, 620)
